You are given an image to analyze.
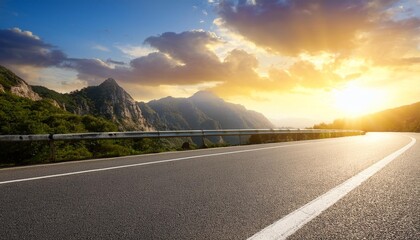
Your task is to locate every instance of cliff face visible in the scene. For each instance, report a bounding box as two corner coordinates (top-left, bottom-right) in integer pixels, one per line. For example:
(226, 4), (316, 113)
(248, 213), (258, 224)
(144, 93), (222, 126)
(32, 77), (154, 131)
(10, 81), (42, 101)
(69, 78), (154, 131)
(0, 65), (41, 101)
(2, 65), (274, 134)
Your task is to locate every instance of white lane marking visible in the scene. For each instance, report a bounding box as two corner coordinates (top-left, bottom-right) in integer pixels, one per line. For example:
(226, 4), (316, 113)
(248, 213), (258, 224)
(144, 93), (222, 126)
(0, 141), (318, 185)
(1, 136), (352, 171)
(248, 136), (416, 240)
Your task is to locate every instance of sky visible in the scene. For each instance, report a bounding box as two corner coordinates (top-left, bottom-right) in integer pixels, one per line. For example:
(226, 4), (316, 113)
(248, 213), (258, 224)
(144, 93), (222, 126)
(0, 0), (419, 127)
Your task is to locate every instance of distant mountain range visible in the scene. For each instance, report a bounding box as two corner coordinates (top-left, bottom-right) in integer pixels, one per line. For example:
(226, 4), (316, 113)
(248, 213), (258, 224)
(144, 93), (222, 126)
(0, 65), (274, 133)
(141, 91), (273, 131)
(314, 102), (420, 132)
(3, 64), (418, 134)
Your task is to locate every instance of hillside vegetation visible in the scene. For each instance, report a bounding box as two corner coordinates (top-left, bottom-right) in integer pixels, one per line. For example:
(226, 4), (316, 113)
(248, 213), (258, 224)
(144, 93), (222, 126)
(0, 67), (175, 166)
(0, 93), (175, 166)
(314, 102), (420, 132)
(0, 64), (364, 167)
(1, 65), (275, 166)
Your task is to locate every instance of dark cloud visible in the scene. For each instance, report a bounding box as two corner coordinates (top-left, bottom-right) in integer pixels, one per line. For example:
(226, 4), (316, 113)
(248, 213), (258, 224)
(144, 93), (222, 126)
(360, 17), (420, 66)
(66, 31), (228, 86)
(0, 28), (66, 67)
(216, 0), (398, 55)
(106, 59), (125, 65)
(145, 31), (221, 66)
(0, 27), (384, 97)
(61, 29), (344, 95)
(62, 58), (115, 84)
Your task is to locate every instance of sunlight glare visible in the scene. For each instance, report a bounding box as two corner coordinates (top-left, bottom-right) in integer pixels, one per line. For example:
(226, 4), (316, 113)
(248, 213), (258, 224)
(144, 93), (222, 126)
(334, 85), (383, 117)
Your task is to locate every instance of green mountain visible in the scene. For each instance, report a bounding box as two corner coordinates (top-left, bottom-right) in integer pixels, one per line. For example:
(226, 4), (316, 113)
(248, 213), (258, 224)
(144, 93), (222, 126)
(0, 65), (276, 133)
(0, 66), (131, 165)
(0, 64), (275, 164)
(189, 91), (274, 129)
(33, 78), (153, 131)
(141, 91), (273, 131)
(314, 102), (420, 132)
(141, 96), (221, 130)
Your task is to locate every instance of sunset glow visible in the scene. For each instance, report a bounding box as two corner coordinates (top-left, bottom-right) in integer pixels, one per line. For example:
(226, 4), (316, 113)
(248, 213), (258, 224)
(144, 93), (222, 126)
(334, 85), (385, 117)
(0, 0), (419, 127)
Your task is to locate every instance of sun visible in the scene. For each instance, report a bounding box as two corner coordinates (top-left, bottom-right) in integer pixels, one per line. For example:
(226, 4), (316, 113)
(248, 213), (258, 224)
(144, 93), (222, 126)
(334, 85), (383, 117)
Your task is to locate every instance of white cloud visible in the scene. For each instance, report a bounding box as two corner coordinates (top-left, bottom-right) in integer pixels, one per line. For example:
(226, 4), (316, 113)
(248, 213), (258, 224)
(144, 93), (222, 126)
(116, 44), (157, 58)
(92, 44), (110, 52)
(11, 27), (40, 40)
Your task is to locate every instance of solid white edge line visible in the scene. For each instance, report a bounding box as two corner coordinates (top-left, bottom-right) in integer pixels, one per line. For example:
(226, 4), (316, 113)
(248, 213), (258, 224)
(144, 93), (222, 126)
(248, 136), (416, 240)
(0, 141), (317, 185)
(2, 136), (352, 171)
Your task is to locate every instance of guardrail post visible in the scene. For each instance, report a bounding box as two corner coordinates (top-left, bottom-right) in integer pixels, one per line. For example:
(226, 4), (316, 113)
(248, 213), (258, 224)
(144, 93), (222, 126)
(48, 134), (56, 162)
(49, 140), (56, 162)
(157, 131), (163, 150)
(238, 132), (242, 145)
(201, 130), (207, 148)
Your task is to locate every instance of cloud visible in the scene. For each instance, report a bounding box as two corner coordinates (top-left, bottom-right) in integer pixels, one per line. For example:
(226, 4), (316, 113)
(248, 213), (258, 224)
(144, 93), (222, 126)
(61, 58), (115, 84)
(3, 24), (415, 102)
(288, 61), (344, 89)
(210, 51), (344, 98)
(144, 30), (222, 67)
(116, 44), (156, 58)
(106, 59), (125, 65)
(216, 0), (399, 55)
(0, 28), (66, 67)
(215, 0), (420, 72)
(55, 29), (347, 97)
(92, 44), (110, 52)
(63, 31), (228, 86)
(358, 17), (420, 66)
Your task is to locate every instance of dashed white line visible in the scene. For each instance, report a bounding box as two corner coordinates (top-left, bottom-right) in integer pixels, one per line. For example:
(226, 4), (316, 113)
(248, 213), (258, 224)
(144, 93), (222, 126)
(248, 136), (416, 240)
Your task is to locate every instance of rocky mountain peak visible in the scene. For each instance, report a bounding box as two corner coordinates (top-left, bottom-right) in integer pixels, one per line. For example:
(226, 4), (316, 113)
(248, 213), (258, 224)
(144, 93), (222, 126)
(100, 78), (119, 87)
(69, 77), (154, 131)
(190, 90), (221, 102)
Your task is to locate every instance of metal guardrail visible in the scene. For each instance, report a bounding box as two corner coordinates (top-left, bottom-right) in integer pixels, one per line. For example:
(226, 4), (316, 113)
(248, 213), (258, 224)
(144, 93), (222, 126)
(0, 129), (364, 162)
(0, 129), (364, 142)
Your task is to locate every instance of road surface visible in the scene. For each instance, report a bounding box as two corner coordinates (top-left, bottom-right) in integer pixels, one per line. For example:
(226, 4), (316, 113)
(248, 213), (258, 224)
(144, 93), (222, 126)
(0, 132), (418, 239)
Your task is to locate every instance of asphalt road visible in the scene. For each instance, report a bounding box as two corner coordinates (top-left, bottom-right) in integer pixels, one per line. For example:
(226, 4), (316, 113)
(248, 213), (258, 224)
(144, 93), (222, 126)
(0, 132), (418, 239)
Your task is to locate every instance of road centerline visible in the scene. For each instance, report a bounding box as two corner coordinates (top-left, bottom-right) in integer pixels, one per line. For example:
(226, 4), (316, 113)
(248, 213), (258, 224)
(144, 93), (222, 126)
(248, 136), (416, 240)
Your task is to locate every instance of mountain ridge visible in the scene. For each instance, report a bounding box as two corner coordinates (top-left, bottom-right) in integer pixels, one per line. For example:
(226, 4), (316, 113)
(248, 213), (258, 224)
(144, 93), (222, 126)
(314, 101), (420, 132)
(0, 65), (274, 133)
